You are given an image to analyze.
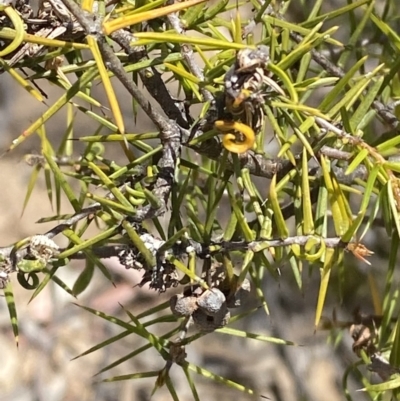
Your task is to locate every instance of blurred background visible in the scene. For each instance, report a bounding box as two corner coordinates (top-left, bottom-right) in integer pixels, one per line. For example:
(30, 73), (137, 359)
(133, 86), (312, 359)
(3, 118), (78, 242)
(0, 0), (399, 400)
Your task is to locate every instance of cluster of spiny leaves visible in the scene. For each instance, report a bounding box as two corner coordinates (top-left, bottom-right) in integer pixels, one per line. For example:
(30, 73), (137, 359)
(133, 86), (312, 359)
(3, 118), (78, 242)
(1, 0), (400, 399)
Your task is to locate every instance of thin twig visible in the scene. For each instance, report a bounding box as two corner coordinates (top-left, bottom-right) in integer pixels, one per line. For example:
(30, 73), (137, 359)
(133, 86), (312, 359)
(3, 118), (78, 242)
(97, 37), (173, 132)
(58, 0), (182, 222)
(110, 30), (190, 128)
(167, 12), (214, 104)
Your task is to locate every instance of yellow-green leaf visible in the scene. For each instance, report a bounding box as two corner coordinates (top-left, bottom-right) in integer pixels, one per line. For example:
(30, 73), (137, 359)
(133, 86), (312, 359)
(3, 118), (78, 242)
(315, 248), (335, 327)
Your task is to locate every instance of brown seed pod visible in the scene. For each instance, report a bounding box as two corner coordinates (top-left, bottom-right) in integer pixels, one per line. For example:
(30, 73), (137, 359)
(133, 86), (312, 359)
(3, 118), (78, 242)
(170, 293), (198, 317)
(192, 306), (230, 333)
(196, 288), (226, 316)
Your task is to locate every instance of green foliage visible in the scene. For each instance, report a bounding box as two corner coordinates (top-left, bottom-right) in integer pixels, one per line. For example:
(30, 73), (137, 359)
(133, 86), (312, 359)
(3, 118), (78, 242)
(1, 0), (400, 399)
